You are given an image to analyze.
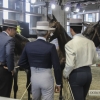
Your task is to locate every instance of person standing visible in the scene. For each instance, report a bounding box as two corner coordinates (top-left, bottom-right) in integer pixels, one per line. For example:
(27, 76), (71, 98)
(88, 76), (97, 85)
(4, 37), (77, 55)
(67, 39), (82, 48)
(63, 18), (100, 100)
(18, 21), (62, 100)
(0, 19), (17, 97)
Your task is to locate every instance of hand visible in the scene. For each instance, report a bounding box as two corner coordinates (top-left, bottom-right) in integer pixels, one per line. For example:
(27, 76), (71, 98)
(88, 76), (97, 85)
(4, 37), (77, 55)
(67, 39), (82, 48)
(3, 66), (14, 76)
(11, 70), (14, 76)
(55, 85), (61, 93)
(3, 66), (8, 69)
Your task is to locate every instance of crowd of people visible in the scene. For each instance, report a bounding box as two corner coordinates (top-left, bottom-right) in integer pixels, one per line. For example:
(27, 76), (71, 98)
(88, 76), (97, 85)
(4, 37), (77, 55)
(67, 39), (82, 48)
(0, 18), (100, 100)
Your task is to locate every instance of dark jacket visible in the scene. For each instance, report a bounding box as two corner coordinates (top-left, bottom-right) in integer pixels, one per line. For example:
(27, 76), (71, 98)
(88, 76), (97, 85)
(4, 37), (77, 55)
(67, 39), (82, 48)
(18, 39), (61, 85)
(0, 32), (15, 71)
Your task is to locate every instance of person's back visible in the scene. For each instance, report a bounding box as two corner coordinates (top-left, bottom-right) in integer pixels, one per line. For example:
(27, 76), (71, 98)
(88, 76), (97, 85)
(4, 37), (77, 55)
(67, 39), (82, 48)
(67, 34), (97, 69)
(25, 39), (56, 68)
(0, 20), (17, 97)
(18, 21), (61, 100)
(63, 18), (100, 100)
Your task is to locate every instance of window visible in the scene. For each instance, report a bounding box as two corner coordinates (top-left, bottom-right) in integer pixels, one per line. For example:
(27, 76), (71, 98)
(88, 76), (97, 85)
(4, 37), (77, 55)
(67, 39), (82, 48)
(73, 15), (77, 18)
(66, 22), (72, 38)
(88, 14), (92, 22)
(26, 14), (30, 23)
(85, 14), (88, 21)
(96, 13), (99, 22)
(3, 0), (8, 19)
(26, 2), (30, 12)
(25, 1), (30, 26)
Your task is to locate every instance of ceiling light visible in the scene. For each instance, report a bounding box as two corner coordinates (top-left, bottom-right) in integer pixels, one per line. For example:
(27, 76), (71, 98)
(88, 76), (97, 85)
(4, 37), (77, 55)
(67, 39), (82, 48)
(51, 4), (55, 9)
(65, 7), (69, 11)
(76, 8), (80, 12)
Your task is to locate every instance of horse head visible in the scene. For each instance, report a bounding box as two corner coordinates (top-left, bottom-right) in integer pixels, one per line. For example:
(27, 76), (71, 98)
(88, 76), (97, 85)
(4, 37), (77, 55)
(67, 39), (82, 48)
(47, 15), (59, 41)
(47, 15), (71, 44)
(83, 21), (100, 47)
(47, 15), (71, 69)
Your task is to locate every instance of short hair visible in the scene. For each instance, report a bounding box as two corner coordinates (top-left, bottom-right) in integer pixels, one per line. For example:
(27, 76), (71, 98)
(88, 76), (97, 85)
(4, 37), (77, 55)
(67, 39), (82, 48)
(36, 30), (48, 37)
(70, 26), (82, 33)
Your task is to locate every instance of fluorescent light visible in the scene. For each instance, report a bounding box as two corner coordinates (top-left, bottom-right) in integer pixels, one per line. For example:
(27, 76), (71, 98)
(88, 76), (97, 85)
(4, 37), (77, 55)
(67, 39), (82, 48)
(65, 7), (69, 11)
(51, 4), (55, 9)
(76, 8), (80, 12)
(31, 0), (36, 3)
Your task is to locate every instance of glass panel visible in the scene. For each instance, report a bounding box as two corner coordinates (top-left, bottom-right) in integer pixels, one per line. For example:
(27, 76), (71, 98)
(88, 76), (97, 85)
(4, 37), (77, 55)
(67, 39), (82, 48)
(3, 11), (8, 19)
(0, 0), (3, 7)
(73, 15), (77, 18)
(88, 14), (92, 22)
(26, 14), (30, 23)
(78, 15), (82, 18)
(15, 1), (22, 11)
(38, 6), (42, 14)
(26, 2), (30, 12)
(3, 0), (8, 19)
(8, 0), (15, 9)
(26, 0), (29, 2)
(3, 0), (23, 11)
(96, 13), (99, 22)
(30, 6), (38, 13)
(92, 13), (95, 22)
(3, 0), (8, 8)
(85, 14), (88, 21)
(8, 12), (15, 20)
(16, 13), (22, 21)
(66, 22), (72, 38)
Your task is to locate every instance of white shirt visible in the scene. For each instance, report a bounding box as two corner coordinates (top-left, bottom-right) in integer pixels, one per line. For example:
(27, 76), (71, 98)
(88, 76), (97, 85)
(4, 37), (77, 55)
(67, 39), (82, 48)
(50, 38), (59, 49)
(63, 34), (100, 78)
(3, 31), (9, 36)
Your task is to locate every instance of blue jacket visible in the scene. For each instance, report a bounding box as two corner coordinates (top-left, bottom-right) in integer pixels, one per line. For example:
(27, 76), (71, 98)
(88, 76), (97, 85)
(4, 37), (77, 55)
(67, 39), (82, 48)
(0, 32), (15, 71)
(18, 39), (61, 85)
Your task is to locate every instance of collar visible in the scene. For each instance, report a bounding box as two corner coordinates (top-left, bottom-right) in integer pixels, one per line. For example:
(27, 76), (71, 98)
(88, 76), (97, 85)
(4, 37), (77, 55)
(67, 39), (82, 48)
(73, 33), (83, 38)
(37, 37), (46, 41)
(3, 31), (10, 36)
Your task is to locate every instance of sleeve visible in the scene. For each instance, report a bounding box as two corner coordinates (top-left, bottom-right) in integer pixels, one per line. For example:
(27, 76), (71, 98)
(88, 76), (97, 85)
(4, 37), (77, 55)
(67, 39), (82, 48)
(63, 43), (75, 78)
(51, 45), (61, 85)
(18, 46), (30, 69)
(93, 43), (100, 64)
(6, 38), (15, 71)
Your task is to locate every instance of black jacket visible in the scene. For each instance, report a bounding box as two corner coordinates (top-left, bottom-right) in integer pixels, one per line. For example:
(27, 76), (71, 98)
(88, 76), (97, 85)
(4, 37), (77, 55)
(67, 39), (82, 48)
(18, 39), (61, 85)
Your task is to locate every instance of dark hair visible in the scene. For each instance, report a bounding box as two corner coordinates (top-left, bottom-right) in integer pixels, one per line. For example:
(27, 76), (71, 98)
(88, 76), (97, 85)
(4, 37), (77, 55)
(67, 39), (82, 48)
(70, 26), (82, 33)
(2, 26), (15, 31)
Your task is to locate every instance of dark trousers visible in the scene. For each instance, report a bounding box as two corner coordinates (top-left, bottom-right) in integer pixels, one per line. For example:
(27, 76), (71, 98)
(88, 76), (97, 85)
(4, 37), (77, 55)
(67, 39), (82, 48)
(69, 66), (92, 100)
(0, 66), (13, 97)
